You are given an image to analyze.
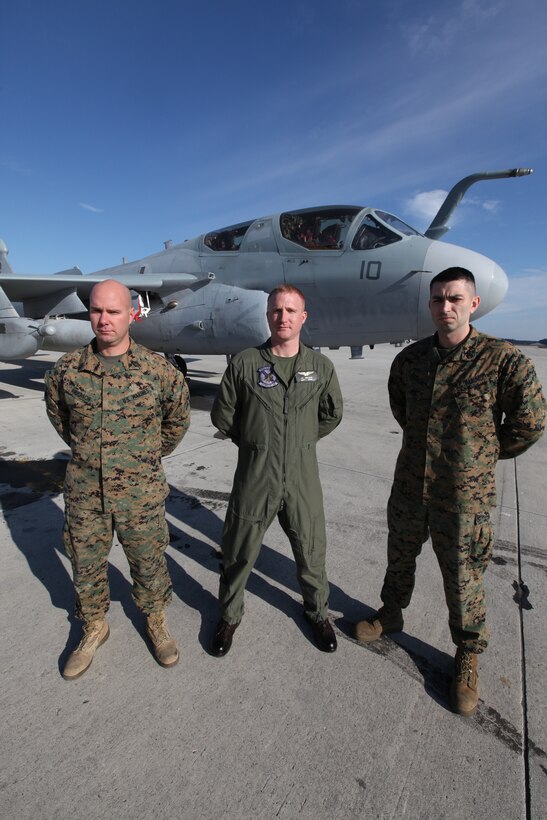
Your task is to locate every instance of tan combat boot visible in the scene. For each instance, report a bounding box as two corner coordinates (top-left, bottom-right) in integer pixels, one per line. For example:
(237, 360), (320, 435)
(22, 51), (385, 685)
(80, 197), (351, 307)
(354, 608), (404, 643)
(146, 611), (179, 667)
(63, 619), (110, 680)
(450, 648), (479, 716)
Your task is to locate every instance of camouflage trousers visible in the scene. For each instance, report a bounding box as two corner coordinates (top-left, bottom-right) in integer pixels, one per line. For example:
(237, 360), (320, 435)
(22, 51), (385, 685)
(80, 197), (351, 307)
(380, 491), (494, 653)
(63, 503), (172, 622)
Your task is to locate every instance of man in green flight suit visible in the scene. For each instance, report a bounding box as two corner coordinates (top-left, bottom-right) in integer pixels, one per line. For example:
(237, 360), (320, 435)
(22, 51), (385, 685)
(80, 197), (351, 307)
(354, 267), (546, 716)
(210, 284), (343, 656)
(45, 280), (190, 679)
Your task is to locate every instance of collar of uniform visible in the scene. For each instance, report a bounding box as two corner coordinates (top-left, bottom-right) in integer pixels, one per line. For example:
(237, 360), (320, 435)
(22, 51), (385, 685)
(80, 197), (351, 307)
(259, 340), (311, 366)
(78, 339), (140, 373)
(431, 326), (480, 363)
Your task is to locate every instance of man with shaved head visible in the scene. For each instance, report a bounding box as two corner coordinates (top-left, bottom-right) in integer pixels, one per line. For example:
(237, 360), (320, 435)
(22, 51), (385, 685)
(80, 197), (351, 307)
(45, 280), (190, 679)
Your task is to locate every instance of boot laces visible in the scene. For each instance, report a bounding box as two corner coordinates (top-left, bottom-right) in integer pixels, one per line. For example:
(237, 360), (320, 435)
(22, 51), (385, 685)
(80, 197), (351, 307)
(456, 651), (473, 682)
(78, 621), (104, 652)
(148, 615), (171, 646)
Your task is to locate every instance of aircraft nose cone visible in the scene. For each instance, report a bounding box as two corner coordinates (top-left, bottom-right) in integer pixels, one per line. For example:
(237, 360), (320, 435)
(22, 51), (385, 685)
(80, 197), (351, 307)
(481, 261), (509, 317)
(470, 258), (509, 320)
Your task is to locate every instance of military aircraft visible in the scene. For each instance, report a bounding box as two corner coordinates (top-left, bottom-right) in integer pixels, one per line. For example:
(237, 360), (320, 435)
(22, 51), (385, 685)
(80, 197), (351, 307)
(0, 168), (532, 369)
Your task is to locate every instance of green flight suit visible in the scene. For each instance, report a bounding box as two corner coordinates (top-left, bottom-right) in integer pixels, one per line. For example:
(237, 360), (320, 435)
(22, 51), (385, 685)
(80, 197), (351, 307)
(381, 328), (546, 652)
(211, 342), (343, 624)
(45, 340), (190, 619)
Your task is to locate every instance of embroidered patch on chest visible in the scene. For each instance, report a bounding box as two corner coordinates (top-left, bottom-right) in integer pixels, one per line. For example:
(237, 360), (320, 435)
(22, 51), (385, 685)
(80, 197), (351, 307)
(295, 370), (318, 382)
(258, 365), (280, 388)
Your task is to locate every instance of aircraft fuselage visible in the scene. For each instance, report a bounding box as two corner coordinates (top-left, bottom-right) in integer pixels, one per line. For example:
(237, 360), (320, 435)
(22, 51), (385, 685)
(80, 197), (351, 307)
(1, 168), (531, 361)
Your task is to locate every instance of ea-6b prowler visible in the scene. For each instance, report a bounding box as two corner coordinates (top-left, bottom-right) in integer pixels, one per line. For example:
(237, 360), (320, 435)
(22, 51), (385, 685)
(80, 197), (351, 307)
(0, 168), (532, 366)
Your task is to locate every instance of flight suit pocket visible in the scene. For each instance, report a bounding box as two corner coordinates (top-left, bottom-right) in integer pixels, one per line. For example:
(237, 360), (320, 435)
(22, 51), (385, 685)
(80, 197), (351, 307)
(297, 441), (320, 488)
(230, 443), (268, 521)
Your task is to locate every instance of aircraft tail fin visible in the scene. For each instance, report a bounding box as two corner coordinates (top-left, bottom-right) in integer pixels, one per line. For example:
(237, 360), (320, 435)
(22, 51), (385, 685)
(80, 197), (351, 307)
(0, 239), (14, 275)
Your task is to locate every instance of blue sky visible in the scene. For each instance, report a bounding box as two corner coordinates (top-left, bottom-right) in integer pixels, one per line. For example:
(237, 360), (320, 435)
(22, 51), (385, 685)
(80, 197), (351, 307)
(1, 0), (546, 339)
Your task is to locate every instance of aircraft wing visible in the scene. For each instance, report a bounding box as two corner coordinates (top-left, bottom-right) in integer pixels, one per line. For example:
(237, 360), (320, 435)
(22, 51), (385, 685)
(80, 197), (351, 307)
(0, 272), (198, 317)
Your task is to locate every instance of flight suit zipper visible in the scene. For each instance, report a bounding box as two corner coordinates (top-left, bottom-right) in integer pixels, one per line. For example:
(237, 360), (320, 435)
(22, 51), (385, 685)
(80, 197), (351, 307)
(282, 390), (289, 497)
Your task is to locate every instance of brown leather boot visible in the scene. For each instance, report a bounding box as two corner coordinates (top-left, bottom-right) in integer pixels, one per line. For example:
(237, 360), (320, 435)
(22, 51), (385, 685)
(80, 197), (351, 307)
(450, 648), (479, 716)
(63, 619), (110, 680)
(354, 608), (403, 643)
(147, 612), (179, 667)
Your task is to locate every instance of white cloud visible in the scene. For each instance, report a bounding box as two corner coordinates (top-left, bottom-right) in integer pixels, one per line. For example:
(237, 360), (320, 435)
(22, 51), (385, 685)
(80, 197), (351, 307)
(495, 272), (547, 314)
(404, 0), (502, 53)
(404, 189), (501, 233)
(461, 195), (500, 214)
(1, 158), (32, 175)
(461, 0), (501, 22)
(405, 189), (447, 223)
(79, 203), (103, 213)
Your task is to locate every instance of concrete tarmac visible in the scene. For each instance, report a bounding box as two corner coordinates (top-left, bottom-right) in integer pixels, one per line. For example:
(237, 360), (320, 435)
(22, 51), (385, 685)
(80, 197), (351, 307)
(0, 344), (545, 820)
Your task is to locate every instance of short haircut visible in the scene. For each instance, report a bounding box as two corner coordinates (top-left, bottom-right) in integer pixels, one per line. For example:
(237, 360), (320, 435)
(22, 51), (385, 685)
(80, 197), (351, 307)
(430, 267), (476, 293)
(267, 284), (306, 309)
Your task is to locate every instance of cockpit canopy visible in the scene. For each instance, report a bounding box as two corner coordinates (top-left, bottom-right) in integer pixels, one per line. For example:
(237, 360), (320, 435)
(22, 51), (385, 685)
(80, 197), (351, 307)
(280, 207), (361, 250)
(352, 211), (421, 251)
(202, 207), (422, 253)
(204, 222), (253, 252)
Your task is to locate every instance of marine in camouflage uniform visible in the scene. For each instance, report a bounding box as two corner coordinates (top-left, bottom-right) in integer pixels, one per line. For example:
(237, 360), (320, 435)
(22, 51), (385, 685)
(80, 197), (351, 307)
(355, 268), (546, 715)
(45, 280), (190, 677)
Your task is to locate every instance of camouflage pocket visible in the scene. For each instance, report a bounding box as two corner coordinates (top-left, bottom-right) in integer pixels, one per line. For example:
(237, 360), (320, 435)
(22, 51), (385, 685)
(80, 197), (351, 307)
(454, 375), (492, 414)
(469, 511), (494, 568)
(454, 377), (495, 439)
